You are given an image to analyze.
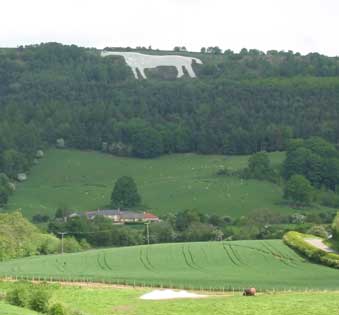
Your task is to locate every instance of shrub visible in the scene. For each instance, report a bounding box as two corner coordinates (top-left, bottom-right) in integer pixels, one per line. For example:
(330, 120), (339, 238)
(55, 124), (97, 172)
(29, 289), (51, 313)
(62, 236), (83, 253)
(332, 212), (339, 239)
(307, 225), (329, 239)
(6, 287), (29, 307)
(49, 303), (67, 315)
(283, 231), (339, 268)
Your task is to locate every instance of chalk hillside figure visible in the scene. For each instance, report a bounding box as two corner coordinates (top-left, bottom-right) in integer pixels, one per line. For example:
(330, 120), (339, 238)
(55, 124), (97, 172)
(101, 51), (203, 79)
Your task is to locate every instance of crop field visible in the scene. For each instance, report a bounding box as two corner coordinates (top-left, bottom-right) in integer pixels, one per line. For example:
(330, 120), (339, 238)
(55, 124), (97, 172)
(6, 149), (298, 219)
(1, 240), (339, 291)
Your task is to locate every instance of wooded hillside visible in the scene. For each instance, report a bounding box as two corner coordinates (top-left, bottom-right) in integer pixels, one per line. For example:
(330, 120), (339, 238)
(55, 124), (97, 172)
(0, 43), (339, 178)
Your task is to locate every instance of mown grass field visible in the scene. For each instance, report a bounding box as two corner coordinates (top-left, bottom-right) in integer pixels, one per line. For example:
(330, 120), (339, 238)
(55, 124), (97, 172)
(1, 282), (339, 315)
(1, 240), (339, 291)
(6, 149), (298, 218)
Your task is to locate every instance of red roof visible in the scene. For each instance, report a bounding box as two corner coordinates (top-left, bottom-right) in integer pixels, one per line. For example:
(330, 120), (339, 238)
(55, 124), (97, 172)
(143, 212), (159, 219)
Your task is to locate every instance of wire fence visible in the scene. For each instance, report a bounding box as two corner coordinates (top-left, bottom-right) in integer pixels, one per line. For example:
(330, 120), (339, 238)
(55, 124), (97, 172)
(0, 275), (337, 294)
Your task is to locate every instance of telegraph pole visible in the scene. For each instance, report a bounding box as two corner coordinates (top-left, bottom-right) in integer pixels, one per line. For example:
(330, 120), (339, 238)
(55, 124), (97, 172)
(145, 222), (150, 245)
(58, 232), (68, 254)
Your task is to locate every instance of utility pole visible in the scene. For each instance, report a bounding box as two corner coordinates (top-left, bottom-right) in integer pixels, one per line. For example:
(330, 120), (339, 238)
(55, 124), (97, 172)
(145, 222), (150, 245)
(58, 232), (68, 254)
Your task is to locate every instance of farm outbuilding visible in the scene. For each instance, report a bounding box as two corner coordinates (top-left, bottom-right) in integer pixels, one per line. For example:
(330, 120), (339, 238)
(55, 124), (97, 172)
(69, 209), (160, 223)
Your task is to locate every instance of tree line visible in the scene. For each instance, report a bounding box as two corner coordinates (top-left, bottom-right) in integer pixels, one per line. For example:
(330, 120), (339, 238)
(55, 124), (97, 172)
(1, 43), (339, 184)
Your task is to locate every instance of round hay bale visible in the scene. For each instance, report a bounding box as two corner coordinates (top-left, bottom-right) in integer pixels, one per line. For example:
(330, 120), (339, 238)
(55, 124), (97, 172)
(243, 288), (256, 296)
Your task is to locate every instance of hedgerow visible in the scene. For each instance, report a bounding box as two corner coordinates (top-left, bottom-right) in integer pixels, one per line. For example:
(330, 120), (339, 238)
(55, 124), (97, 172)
(283, 231), (339, 268)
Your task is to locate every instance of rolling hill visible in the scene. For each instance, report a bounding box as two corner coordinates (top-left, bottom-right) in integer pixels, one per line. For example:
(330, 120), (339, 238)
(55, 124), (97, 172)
(1, 240), (339, 291)
(4, 149), (297, 218)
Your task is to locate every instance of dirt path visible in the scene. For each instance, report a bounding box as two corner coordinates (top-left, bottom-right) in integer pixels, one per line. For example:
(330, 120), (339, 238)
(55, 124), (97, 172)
(304, 238), (337, 253)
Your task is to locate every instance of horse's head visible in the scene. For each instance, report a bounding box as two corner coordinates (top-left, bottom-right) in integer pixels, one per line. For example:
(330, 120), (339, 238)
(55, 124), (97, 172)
(192, 57), (203, 65)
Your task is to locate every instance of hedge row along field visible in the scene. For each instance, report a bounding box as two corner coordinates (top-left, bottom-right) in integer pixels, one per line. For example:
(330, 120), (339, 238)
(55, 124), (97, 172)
(1, 240), (339, 291)
(7, 149), (291, 219)
(283, 231), (339, 268)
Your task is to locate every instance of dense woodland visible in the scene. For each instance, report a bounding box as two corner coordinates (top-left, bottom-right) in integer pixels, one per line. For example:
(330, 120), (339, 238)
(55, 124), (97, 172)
(0, 43), (339, 181)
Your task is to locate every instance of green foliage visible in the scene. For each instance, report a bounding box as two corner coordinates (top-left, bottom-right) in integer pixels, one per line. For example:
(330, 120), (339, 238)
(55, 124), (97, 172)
(29, 289), (50, 313)
(0, 212), (60, 261)
(111, 176), (141, 208)
(283, 231), (339, 268)
(243, 152), (277, 182)
(283, 137), (339, 190)
(0, 173), (12, 207)
(49, 303), (67, 315)
(6, 284), (52, 314)
(284, 175), (314, 206)
(131, 127), (164, 158)
(62, 237), (83, 253)
(307, 225), (329, 239)
(332, 212), (339, 239)
(6, 287), (29, 308)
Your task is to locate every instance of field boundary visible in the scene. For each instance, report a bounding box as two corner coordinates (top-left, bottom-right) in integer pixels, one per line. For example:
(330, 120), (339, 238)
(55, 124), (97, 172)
(0, 275), (338, 294)
(283, 231), (339, 269)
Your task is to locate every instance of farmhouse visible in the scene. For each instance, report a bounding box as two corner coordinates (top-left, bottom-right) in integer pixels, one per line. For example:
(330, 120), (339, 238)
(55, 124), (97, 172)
(69, 209), (160, 223)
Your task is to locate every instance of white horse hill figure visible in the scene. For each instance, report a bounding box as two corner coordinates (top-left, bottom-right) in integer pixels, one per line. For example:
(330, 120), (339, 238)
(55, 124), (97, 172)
(101, 51), (203, 79)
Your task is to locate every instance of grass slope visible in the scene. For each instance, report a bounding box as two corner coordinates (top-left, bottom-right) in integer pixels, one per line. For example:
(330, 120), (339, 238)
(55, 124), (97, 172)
(7, 149), (294, 218)
(1, 240), (339, 290)
(0, 302), (41, 315)
(1, 282), (339, 315)
(52, 287), (339, 315)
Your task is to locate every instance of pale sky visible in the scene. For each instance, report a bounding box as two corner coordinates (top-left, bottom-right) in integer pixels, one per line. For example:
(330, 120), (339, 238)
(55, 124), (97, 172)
(1, 0), (339, 56)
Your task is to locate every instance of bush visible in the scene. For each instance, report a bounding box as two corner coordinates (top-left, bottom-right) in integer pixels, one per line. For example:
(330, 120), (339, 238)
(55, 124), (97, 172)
(29, 289), (50, 313)
(49, 303), (67, 315)
(6, 287), (29, 307)
(332, 212), (339, 239)
(283, 231), (339, 268)
(62, 236), (83, 253)
(307, 225), (329, 239)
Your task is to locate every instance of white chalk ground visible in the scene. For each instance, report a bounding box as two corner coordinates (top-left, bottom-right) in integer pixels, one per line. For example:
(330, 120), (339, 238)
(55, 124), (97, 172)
(140, 289), (208, 300)
(305, 238), (337, 253)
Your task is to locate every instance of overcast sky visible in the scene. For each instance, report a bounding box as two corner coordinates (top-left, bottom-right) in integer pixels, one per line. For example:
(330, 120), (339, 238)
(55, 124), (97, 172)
(1, 0), (338, 56)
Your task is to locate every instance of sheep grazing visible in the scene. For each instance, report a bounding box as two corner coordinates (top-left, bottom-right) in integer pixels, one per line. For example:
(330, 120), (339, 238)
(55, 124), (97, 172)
(243, 288), (256, 296)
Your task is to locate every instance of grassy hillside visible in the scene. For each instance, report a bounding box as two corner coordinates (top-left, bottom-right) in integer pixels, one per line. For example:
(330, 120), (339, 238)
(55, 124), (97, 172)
(0, 301), (41, 315)
(5, 149), (294, 218)
(1, 240), (339, 290)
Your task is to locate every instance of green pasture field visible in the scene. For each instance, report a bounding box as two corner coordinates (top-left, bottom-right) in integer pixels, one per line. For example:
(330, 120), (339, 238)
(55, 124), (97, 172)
(6, 149), (300, 219)
(1, 240), (339, 291)
(0, 282), (339, 315)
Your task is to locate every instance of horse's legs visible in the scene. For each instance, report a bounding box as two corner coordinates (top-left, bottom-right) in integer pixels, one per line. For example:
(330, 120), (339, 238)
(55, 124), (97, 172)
(176, 65), (185, 78)
(184, 64), (197, 78)
(139, 67), (147, 79)
(131, 67), (139, 79)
